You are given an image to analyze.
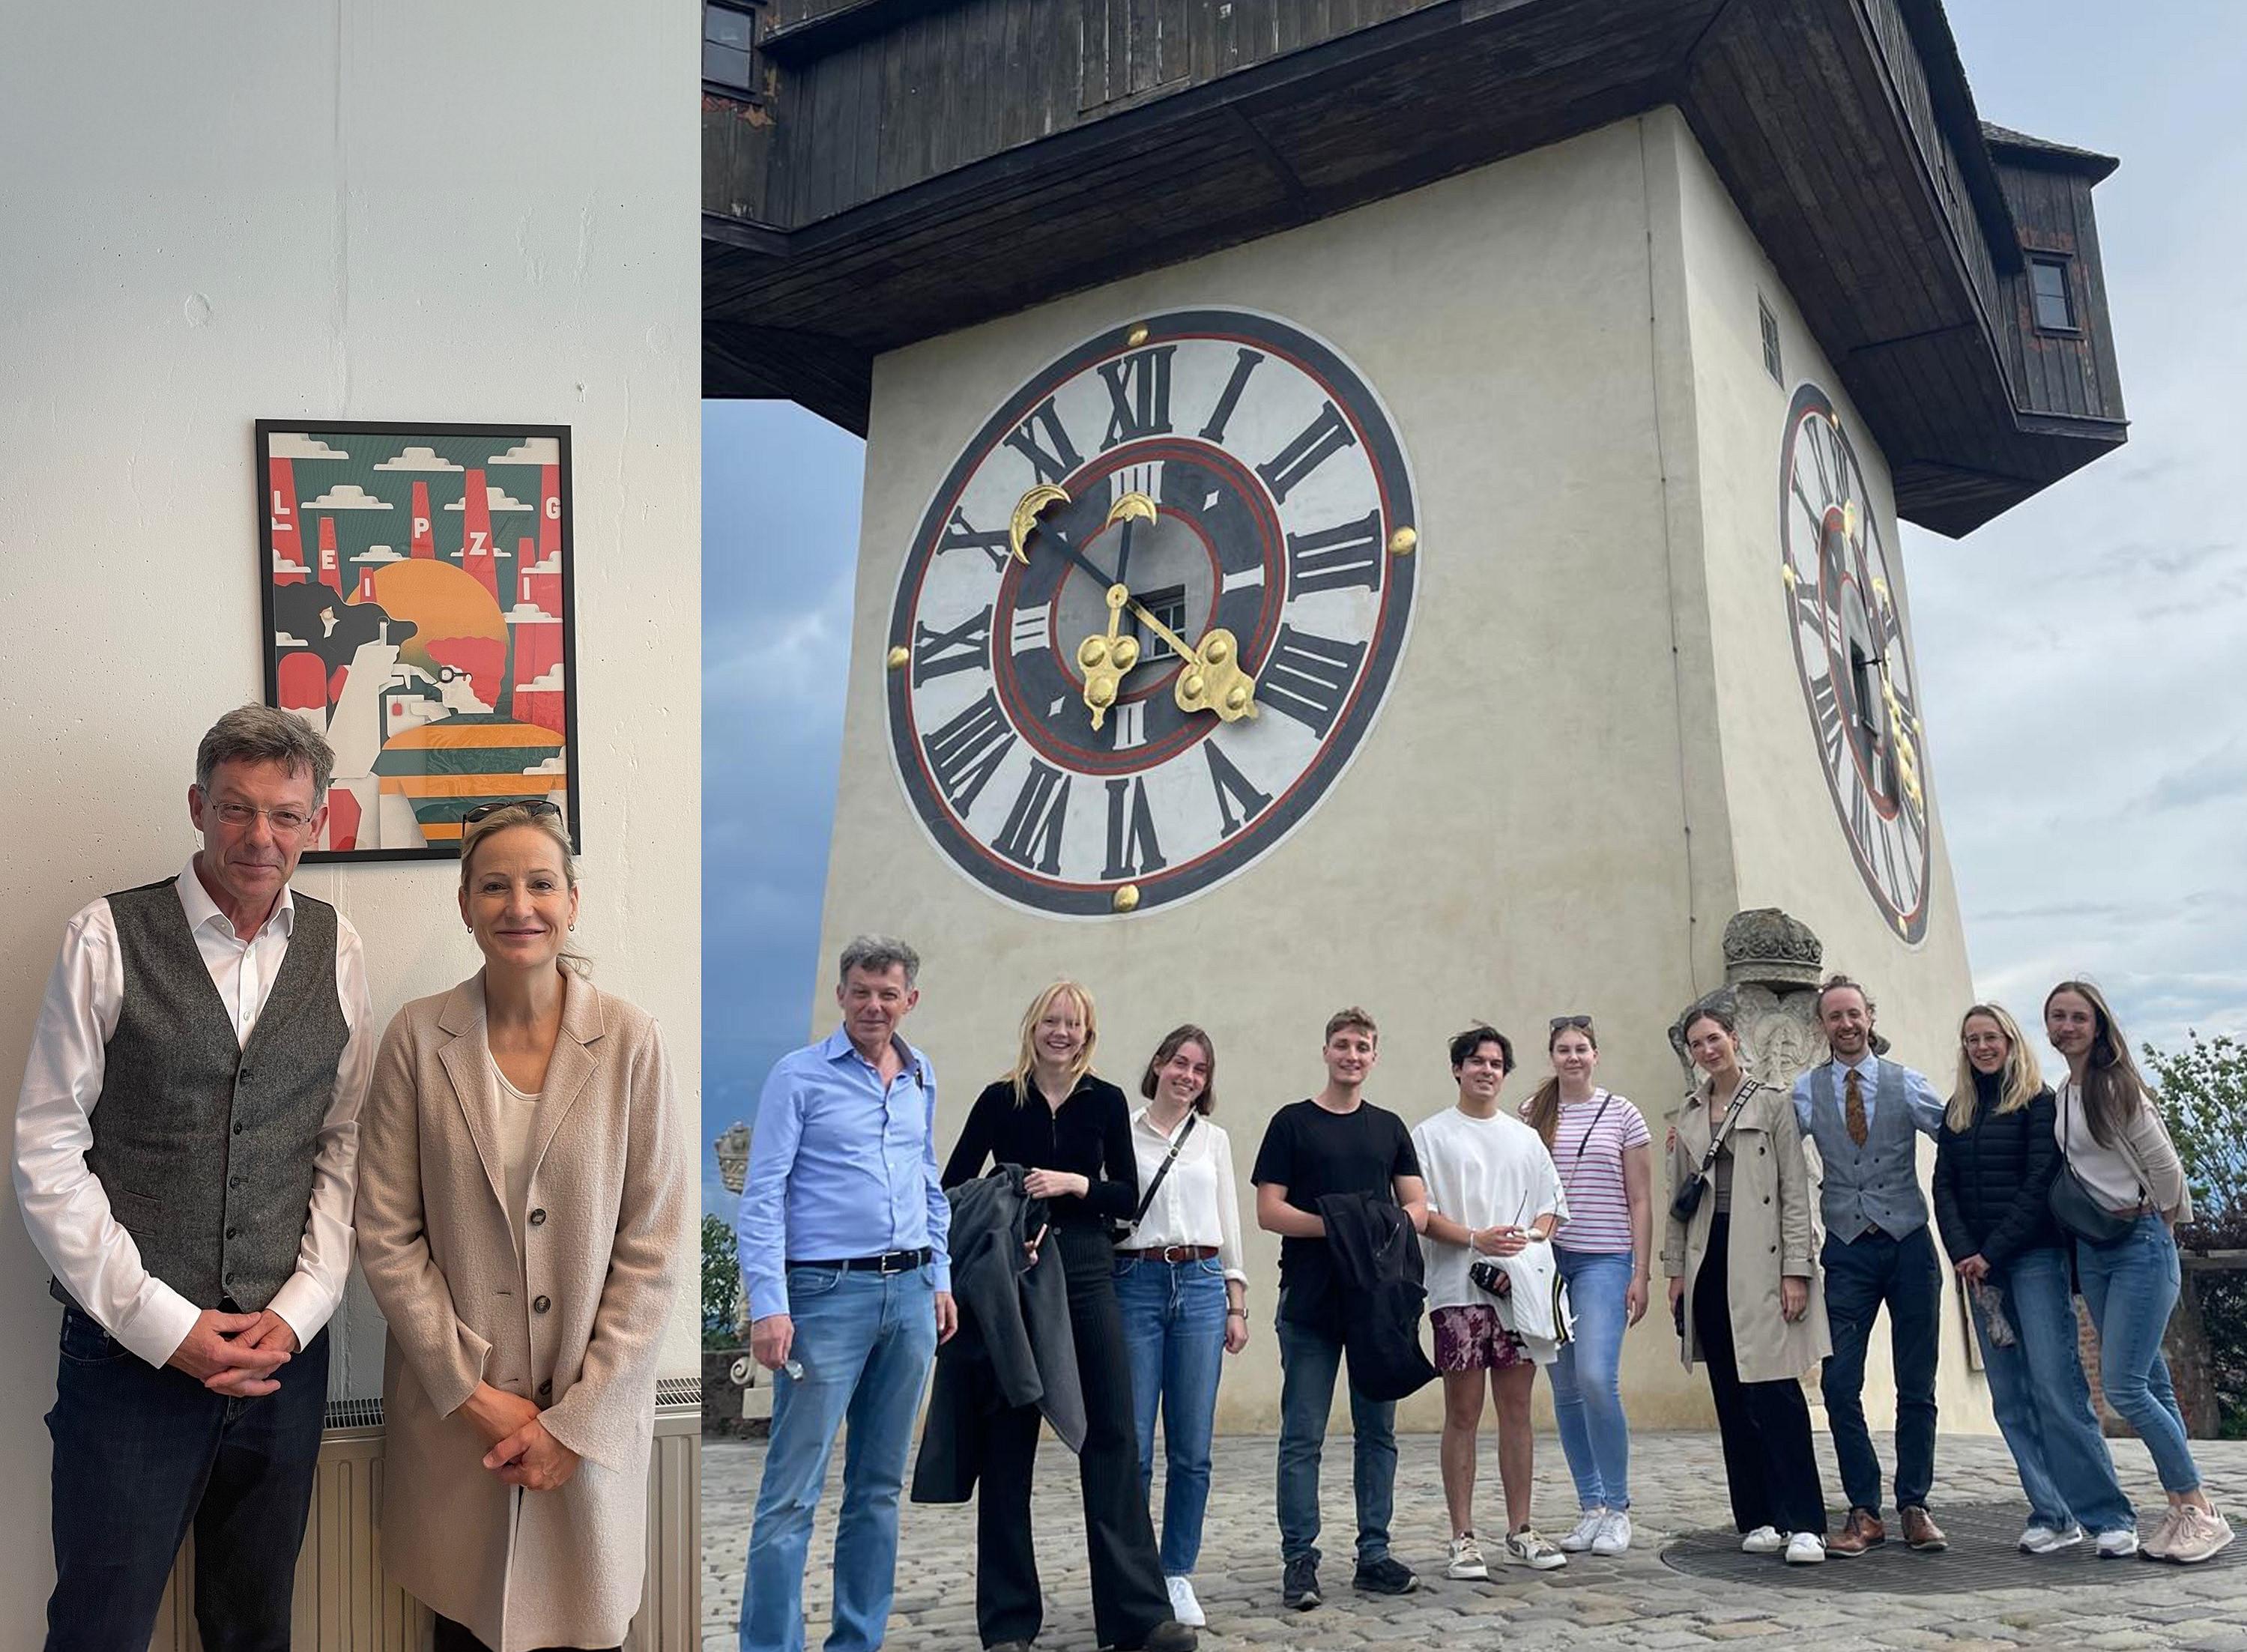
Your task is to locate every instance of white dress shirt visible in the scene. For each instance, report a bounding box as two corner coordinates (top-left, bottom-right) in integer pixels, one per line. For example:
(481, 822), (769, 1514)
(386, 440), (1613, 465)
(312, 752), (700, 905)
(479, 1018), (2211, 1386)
(12, 861), (374, 1367)
(1115, 1107), (1248, 1285)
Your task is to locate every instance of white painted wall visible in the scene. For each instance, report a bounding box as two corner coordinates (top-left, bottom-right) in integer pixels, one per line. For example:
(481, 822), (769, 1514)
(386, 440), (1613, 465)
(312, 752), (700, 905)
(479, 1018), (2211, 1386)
(0, 4), (698, 1632)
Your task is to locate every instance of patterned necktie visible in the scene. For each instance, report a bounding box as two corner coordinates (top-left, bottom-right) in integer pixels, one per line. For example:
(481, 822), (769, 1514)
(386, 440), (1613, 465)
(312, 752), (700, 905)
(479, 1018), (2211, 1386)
(1845, 1067), (1869, 1148)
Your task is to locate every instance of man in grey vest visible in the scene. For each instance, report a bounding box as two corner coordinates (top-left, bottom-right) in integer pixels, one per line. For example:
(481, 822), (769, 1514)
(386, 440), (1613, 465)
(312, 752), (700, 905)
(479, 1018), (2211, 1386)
(12, 707), (373, 1652)
(1789, 974), (1948, 1558)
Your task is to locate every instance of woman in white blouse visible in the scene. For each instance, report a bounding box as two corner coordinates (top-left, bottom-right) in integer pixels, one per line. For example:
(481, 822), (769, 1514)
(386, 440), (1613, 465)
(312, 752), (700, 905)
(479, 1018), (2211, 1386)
(2045, 979), (2233, 1564)
(1113, 1025), (1248, 1630)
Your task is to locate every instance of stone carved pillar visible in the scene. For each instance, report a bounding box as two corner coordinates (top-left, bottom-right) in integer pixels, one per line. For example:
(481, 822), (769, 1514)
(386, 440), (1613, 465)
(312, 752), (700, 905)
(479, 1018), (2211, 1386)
(1668, 908), (1848, 1092)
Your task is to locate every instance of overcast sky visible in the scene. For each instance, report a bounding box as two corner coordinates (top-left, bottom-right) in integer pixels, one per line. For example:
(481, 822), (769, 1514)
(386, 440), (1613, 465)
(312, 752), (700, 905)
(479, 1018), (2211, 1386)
(701, 1), (2247, 1206)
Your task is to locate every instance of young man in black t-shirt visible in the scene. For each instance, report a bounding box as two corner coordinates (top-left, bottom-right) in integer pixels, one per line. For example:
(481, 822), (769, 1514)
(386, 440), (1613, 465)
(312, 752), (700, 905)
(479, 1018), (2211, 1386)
(1252, 1007), (1427, 1609)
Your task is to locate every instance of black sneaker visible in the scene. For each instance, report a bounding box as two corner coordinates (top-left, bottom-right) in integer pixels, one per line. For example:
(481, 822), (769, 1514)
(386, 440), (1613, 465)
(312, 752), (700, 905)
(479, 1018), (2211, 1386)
(1132, 1624), (1197, 1652)
(1281, 1555), (1322, 1610)
(1352, 1555), (1420, 1595)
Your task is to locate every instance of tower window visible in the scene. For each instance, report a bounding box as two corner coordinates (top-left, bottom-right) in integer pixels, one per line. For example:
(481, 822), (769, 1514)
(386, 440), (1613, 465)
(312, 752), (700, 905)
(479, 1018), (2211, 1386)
(2029, 255), (2078, 333)
(1759, 298), (1782, 384)
(704, 3), (758, 94)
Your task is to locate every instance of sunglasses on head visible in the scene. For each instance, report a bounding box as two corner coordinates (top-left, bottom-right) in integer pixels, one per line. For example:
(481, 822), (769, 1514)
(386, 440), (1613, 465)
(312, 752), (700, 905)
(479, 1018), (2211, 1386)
(462, 798), (563, 826)
(1549, 1014), (1593, 1032)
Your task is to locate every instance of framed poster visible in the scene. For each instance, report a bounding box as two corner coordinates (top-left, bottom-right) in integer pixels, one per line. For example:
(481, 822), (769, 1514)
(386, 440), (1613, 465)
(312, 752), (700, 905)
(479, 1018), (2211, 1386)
(255, 420), (579, 862)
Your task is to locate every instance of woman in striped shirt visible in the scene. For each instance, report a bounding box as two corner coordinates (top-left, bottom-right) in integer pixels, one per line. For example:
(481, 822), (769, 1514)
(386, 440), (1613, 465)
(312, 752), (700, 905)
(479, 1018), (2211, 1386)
(1520, 1016), (1654, 1555)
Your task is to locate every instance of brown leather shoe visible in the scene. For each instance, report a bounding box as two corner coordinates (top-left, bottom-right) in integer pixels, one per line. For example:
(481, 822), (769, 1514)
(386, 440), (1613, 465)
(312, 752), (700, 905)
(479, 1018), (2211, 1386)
(1901, 1506), (1948, 1552)
(1827, 1507), (1887, 1557)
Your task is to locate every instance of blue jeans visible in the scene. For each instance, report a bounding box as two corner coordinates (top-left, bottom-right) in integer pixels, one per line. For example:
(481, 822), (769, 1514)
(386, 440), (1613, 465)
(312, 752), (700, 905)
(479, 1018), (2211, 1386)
(1548, 1248), (1633, 1511)
(1113, 1256), (1228, 1575)
(741, 1265), (939, 1652)
(1977, 1245), (2133, 1533)
(45, 1309), (329, 1652)
(2077, 1217), (2201, 1495)
(1274, 1298), (1395, 1567)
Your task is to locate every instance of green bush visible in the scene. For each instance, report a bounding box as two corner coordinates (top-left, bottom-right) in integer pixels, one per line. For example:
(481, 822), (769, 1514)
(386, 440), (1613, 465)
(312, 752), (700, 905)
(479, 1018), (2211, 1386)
(2150, 1032), (2247, 1434)
(703, 1212), (743, 1348)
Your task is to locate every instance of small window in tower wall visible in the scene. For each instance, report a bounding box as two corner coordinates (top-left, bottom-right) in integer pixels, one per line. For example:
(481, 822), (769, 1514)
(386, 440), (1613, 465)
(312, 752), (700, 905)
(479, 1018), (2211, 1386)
(705, 3), (757, 94)
(2030, 255), (2077, 332)
(1759, 298), (1782, 384)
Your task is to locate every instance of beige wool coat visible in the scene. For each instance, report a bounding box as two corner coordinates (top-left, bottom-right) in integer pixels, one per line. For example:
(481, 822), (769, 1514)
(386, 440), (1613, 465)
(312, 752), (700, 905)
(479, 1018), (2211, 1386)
(356, 973), (690, 1652)
(1661, 1075), (1833, 1383)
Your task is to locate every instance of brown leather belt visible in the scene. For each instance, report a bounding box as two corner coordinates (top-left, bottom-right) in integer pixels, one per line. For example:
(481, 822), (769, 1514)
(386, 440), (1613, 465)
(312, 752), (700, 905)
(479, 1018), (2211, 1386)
(1118, 1244), (1218, 1262)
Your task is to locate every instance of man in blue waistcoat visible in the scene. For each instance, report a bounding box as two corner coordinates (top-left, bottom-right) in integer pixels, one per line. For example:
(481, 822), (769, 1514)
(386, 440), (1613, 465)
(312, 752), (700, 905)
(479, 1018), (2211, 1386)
(1790, 975), (1949, 1558)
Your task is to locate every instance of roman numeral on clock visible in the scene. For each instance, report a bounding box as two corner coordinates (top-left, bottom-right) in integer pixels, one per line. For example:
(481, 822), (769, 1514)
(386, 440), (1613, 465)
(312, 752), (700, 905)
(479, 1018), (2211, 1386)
(1101, 776), (1167, 879)
(910, 605), (993, 685)
(1262, 624), (1367, 737)
(1009, 607), (1050, 656)
(1098, 347), (1176, 449)
(940, 505), (1014, 573)
(1002, 396), (1084, 485)
(1256, 402), (1358, 503)
(1285, 509), (1384, 596)
(923, 690), (1015, 814)
(1203, 739), (1272, 839)
(1197, 348), (1265, 444)
(1810, 674), (1847, 767)
(994, 760), (1071, 874)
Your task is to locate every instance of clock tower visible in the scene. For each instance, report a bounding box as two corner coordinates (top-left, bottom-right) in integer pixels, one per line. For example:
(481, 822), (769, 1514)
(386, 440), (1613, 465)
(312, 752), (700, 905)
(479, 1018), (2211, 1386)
(707, 1), (2127, 1429)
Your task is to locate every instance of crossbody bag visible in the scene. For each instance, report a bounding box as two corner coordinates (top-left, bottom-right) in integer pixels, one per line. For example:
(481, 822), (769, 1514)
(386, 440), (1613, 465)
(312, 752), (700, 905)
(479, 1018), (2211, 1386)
(2048, 1083), (2140, 1247)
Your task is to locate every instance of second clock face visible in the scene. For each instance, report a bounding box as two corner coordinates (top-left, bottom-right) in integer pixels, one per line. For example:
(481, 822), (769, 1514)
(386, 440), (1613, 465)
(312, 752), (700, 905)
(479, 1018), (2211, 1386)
(1779, 382), (1932, 943)
(886, 309), (1418, 917)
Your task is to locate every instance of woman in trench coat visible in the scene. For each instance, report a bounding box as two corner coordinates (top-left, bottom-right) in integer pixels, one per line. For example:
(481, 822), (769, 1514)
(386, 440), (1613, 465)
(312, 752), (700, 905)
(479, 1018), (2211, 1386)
(1663, 1005), (1833, 1564)
(356, 801), (691, 1652)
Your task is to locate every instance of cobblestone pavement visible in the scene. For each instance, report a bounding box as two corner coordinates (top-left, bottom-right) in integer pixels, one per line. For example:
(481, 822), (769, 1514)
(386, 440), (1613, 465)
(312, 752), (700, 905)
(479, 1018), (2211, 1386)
(704, 1430), (2247, 1651)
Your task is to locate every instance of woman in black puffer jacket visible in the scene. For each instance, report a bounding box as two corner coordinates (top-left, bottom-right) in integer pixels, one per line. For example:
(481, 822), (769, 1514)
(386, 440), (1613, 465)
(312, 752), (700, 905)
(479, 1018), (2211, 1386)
(1933, 1003), (2135, 1555)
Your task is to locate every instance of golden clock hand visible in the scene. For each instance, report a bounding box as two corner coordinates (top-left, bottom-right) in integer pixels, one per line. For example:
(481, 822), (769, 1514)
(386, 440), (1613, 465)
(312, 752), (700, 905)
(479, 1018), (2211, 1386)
(1074, 585), (1140, 730)
(1008, 484), (1072, 566)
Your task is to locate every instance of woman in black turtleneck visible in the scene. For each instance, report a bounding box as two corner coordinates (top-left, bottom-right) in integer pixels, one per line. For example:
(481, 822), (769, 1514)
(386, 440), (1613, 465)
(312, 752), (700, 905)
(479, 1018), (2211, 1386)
(1932, 1002), (2135, 1555)
(940, 980), (1193, 1652)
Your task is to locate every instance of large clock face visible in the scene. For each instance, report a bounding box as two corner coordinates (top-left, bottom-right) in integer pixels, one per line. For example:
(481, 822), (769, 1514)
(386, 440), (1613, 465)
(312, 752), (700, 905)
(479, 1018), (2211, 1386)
(886, 309), (1418, 918)
(1779, 382), (1932, 943)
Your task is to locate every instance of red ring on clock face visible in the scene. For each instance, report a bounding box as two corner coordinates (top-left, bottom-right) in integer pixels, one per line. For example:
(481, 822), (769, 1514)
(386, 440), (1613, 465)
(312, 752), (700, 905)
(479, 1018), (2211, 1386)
(885, 309), (1418, 919)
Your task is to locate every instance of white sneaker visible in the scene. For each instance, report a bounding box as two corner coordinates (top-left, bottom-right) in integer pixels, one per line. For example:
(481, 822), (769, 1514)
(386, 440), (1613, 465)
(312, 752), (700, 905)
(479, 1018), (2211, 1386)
(2168, 1506), (2237, 1565)
(2096, 1526), (2141, 1559)
(1558, 1508), (1609, 1553)
(2141, 1507), (2181, 1560)
(1784, 1532), (1827, 1565)
(1445, 1531), (1490, 1580)
(1740, 1525), (1786, 1555)
(2019, 1522), (2084, 1555)
(1503, 1527), (1567, 1570)
(1164, 1575), (1206, 1627)
(1591, 1509), (1633, 1556)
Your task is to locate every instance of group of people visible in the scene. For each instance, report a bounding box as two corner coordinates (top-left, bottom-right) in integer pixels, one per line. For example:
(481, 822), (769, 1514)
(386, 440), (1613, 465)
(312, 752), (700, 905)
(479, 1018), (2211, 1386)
(739, 945), (2231, 1652)
(14, 707), (692, 1652)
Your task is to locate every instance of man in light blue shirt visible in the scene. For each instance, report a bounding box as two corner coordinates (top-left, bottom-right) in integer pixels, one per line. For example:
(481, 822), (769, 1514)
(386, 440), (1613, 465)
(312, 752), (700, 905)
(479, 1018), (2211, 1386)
(1788, 974), (1948, 1559)
(739, 935), (956, 1652)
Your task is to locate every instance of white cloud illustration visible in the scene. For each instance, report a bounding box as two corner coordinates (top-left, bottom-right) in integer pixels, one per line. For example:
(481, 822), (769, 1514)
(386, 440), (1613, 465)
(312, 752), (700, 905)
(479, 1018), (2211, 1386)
(273, 632), (310, 649)
(521, 754), (568, 774)
(305, 483), (393, 511)
(372, 447), (464, 472)
(521, 665), (567, 694)
(523, 551), (560, 574)
(444, 485), (534, 512)
(487, 438), (561, 466)
(270, 550), (306, 573)
(353, 545), (405, 564)
(504, 602), (560, 624)
(267, 433), (349, 461)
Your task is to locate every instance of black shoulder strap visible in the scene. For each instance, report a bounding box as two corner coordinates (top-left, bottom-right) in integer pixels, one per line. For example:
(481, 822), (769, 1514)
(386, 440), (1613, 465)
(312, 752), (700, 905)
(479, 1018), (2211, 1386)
(1134, 1113), (1198, 1223)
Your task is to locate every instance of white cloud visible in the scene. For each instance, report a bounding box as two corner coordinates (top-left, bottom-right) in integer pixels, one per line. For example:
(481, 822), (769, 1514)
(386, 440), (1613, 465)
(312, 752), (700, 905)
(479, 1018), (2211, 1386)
(521, 665), (566, 693)
(270, 550), (305, 573)
(444, 485), (534, 512)
(487, 438), (561, 466)
(372, 447), (464, 472)
(524, 551), (560, 573)
(273, 632), (310, 649)
(267, 432), (348, 460)
(353, 545), (405, 564)
(522, 754), (567, 774)
(503, 602), (560, 624)
(305, 483), (393, 511)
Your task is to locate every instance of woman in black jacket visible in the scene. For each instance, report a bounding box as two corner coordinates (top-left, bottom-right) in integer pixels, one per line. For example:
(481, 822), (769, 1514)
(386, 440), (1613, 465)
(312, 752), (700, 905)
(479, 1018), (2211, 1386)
(941, 981), (1194, 1652)
(1932, 1003), (2135, 1555)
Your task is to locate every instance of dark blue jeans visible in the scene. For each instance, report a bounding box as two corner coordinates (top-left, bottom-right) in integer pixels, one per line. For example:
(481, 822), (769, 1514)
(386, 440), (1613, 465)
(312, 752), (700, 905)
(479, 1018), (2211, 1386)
(45, 1309), (328, 1652)
(1818, 1224), (1941, 1516)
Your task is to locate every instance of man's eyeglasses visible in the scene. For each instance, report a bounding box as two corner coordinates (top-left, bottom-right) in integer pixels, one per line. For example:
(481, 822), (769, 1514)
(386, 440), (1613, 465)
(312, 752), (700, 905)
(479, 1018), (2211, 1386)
(211, 802), (316, 835)
(462, 798), (563, 826)
(1549, 1014), (1594, 1032)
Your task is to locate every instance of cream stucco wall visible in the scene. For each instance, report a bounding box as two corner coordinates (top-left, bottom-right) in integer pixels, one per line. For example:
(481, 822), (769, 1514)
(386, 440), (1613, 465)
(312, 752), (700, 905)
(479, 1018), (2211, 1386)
(0, 5), (699, 1631)
(826, 109), (1992, 1446)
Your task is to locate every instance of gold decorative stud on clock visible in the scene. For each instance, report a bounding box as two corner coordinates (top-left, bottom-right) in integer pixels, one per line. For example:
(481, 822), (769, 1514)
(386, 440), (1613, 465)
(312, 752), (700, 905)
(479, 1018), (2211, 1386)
(885, 309), (1419, 917)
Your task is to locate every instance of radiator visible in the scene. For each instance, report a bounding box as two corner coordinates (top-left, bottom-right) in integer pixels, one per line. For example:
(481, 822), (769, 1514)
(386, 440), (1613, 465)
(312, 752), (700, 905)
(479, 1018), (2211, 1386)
(150, 1385), (702, 1651)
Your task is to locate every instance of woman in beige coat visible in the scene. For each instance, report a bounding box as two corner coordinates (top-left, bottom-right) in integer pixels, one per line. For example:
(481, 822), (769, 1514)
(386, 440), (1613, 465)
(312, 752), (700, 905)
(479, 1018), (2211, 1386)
(356, 801), (690, 1652)
(1663, 1005), (1833, 1564)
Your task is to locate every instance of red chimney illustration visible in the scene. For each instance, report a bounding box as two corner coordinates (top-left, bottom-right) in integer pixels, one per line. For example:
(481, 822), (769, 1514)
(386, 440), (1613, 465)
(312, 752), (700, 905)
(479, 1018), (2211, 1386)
(355, 569), (378, 602)
(317, 517), (342, 596)
(270, 457), (306, 586)
(539, 463), (562, 560)
(462, 468), (499, 599)
(411, 480), (435, 558)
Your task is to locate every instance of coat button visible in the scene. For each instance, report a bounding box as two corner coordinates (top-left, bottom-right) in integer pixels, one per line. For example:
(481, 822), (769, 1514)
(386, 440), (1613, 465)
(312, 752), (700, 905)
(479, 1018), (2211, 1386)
(1770, 1244), (1779, 1253)
(538, 1379), (553, 1397)
(232, 1122), (244, 1134)
(226, 1226), (238, 1238)
(238, 1071), (252, 1084)
(529, 1208), (547, 1226)
(533, 1295), (551, 1314)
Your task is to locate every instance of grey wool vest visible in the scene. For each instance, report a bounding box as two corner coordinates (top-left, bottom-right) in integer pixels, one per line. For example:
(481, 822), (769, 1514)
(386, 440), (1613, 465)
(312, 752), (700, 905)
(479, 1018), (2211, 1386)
(79, 879), (350, 1313)
(1803, 1058), (1929, 1241)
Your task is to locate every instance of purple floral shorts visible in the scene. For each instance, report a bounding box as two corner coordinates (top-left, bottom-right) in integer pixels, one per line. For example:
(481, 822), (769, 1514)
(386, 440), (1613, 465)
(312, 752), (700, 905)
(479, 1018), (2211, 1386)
(1431, 1304), (1528, 1372)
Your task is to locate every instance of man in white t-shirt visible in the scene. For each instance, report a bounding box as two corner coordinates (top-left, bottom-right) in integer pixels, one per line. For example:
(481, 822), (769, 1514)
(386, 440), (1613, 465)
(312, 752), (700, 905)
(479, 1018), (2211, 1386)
(1412, 1026), (1570, 1579)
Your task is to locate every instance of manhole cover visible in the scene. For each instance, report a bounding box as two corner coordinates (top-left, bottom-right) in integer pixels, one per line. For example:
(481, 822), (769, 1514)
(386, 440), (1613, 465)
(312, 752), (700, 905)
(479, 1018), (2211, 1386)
(1660, 1500), (2245, 1593)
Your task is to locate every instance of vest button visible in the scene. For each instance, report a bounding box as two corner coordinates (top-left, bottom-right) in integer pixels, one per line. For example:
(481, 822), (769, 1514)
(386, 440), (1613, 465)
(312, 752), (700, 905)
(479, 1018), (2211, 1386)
(528, 1208), (547, 1226)
(226, 1226), (238, 1238)
(238, 1071), (252, 1084)
(533, 1295), (552, 1314)
(229, 1176), (243, 1188)
(537, 1379), (553, 1397)
(232, 1122), (244, 1134)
